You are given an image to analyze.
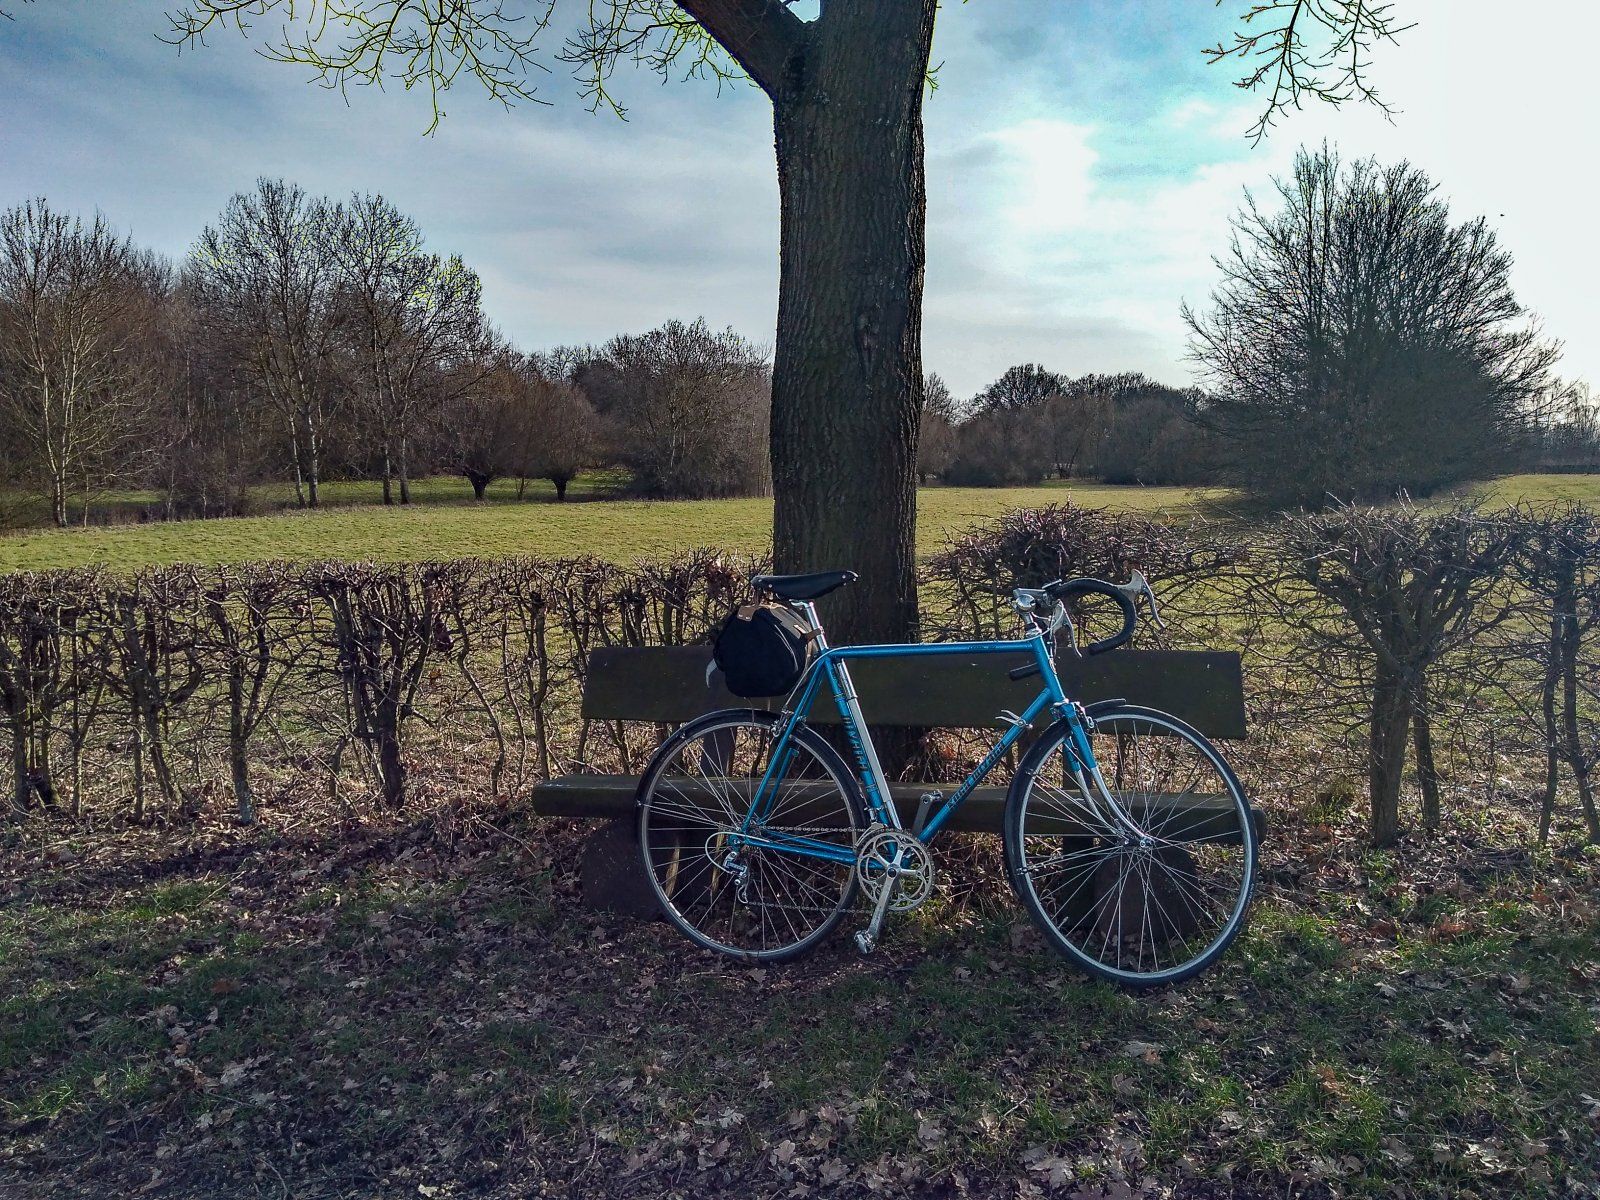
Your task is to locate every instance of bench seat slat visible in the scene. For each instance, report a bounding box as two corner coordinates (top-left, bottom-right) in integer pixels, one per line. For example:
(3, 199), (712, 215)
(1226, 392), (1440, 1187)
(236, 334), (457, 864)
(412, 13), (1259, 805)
(581, 645), (1246, 740)
(533, 773), (1261, 844)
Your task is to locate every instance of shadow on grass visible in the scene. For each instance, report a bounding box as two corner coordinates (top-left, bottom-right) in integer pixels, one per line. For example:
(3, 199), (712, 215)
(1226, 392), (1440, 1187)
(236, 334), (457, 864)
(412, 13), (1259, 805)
(2, 817), (1596, 1199)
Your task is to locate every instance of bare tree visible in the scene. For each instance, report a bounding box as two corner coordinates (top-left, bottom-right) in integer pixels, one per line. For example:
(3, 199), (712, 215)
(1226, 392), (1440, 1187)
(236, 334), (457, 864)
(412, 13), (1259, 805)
(142, 273), (273, 519)
(581, 319), (770, 499)
(916, 372), (957, 484)
(330, 194), (486, 504)
(515, 372), (598, 502)
(1186, 146), (1559, 506)
(971, 363), (1068, 415)
(1514, 508), (1600, 844)
(442, 355), (528, 500)
(191, 179), (344, 507)
(0, 200), (164, 526)
(943, 407), (1053, 487)
(1038, 392), (1111, 480)
(1531, 379), (1600, 472)
(1274, 505), (1521, 845)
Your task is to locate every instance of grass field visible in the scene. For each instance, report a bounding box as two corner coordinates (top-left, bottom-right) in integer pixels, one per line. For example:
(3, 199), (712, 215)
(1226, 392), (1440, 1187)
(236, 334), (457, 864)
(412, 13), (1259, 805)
(1, 472), (1593, 574)
(4, 807), (1596, 1198)
(0, 479), (1221, 573)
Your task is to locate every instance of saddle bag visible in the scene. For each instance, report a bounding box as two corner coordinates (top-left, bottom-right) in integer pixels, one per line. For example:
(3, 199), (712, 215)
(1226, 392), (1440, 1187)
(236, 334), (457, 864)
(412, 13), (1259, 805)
(711, 603), (817, 698)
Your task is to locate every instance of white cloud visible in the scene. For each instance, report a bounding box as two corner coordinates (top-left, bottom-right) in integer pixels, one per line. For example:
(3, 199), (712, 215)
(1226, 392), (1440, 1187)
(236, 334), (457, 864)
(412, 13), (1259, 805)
(990, 118), (1098, 239)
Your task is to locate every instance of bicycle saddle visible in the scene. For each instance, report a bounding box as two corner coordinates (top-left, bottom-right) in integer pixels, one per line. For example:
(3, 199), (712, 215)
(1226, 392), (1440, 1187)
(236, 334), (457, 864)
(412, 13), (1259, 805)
(750, 570), (858, 601)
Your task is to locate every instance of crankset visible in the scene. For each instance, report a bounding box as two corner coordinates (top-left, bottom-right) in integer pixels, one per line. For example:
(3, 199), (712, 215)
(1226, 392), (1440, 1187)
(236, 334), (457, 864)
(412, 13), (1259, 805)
(852, 825), (935, 954)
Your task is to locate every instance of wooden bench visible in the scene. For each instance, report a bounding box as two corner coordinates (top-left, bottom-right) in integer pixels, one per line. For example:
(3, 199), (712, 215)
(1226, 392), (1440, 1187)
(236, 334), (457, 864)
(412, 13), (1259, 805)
(531, 645), (1251, 914)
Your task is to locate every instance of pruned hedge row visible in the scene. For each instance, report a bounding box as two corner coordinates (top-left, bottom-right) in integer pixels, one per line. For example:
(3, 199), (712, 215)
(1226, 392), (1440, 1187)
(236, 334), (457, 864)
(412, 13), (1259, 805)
(1, 504), (1595, 844)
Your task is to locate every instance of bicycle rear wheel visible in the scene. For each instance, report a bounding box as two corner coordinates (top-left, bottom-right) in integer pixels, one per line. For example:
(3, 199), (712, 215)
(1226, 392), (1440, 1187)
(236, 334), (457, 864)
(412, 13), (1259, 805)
(637, 710), (865, 963)
(1004, 704), (1256, 988)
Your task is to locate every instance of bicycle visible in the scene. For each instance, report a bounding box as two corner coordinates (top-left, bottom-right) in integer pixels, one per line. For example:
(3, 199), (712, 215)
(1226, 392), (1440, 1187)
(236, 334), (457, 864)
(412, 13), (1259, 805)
(635, 569), (1257, 988)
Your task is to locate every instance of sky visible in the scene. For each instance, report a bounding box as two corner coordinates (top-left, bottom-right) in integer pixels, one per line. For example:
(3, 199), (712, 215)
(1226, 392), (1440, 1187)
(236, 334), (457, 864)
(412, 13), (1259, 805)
(2, 0), (1596, 401)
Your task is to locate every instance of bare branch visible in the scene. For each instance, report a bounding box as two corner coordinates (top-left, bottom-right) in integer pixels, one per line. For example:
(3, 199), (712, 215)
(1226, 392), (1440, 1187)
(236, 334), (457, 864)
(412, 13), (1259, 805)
(1206, 0), (1413, 143)
(163, 0), (556, 132)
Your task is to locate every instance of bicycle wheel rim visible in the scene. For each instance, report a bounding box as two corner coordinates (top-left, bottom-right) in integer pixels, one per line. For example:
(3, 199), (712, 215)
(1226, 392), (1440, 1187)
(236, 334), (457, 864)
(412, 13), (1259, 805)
(1009, 707), (1255, 987)
(638, 714), (862, 962)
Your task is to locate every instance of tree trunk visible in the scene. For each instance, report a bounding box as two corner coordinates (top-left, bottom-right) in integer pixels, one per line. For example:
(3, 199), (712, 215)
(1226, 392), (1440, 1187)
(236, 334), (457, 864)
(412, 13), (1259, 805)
(466, 472), (490, 501)
(376, 699), (406, 809)
(1369, 659), (1413, 846)
(304, 409), (321, 508)
(1559, 601), (1600, 842)
(381, 445), (394, 506)
(553, 476), (568, 503)
(1539, 573), (1566, 844)
(1413, 679), (1440, 832)
(226, 662), (256, 824)
(289, 421), (307, 509)
(398, 419), (412, 505)
(768, 0), (935, 649)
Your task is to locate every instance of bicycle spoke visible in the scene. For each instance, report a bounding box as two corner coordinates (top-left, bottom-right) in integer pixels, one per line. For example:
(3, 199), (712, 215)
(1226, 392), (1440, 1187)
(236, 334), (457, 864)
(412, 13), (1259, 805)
(640, 714), (861, 962)
(1009, 708), (1255, 987)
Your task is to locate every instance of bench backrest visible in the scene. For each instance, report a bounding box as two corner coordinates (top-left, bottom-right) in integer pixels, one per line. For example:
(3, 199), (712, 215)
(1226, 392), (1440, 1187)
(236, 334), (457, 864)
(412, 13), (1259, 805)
(582, 645), (1246, 739)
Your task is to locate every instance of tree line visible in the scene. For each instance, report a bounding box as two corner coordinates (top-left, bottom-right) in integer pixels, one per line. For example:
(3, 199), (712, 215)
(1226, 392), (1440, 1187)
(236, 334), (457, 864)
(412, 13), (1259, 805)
(0, 182), (773, 527)
(5, 150), (1597, 527)
(917, 367), (1219, 488)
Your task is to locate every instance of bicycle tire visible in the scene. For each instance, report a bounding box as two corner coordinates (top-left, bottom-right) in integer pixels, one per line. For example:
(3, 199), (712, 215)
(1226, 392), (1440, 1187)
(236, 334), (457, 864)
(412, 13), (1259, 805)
(637, 709), (867, 963)
(1003, 704), (1257, 988)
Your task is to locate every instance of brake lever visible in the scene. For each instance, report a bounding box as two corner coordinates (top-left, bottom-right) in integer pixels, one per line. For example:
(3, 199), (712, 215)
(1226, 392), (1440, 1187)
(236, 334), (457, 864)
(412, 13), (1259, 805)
(1061, 612), (1082, 657)
(1126, 570), (1166, 631)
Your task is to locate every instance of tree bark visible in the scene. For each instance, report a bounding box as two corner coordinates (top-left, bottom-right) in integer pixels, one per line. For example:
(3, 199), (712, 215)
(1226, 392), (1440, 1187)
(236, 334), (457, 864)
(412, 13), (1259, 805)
(226, 660), (256, 824)
(376, 699), (406, 809)
(1559, 599), (1600, 842)
(398, 418), (413, 505)
(288, 422), (307, 509)
(303, 409), (321, 508)
(1369, 659), (1413, 846)
(767, 0), (935, 648)
(1412, 678), (1440, 832)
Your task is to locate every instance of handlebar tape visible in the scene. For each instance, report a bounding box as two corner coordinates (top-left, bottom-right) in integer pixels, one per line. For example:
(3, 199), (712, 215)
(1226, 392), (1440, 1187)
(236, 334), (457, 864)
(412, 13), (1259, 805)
(1044, 577), (1139, 655)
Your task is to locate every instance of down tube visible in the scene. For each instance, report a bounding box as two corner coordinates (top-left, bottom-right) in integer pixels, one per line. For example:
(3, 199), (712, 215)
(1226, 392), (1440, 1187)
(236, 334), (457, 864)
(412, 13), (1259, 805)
(917, 686), (1058, 840)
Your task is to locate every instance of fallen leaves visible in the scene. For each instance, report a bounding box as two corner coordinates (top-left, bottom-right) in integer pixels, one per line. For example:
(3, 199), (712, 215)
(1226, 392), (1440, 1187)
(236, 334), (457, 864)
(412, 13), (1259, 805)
(1120, 1040), (1161, 1065)
(5, 788), (1598, 1200)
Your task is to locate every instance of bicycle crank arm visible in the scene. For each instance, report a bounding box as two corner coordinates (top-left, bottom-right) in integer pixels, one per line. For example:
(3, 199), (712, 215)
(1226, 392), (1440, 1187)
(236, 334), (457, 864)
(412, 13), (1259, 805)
(855, 860), (899, 954)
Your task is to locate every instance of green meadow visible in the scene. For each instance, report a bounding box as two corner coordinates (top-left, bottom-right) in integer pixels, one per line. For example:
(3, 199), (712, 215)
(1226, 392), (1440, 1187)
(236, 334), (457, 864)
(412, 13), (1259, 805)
(1, 473), (1591, 574)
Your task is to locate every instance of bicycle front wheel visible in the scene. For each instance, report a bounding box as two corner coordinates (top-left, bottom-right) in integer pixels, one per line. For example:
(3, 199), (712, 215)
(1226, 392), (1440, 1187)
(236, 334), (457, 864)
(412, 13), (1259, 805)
(637, 710), (866, 963)
(1003, 704), (1256, 988)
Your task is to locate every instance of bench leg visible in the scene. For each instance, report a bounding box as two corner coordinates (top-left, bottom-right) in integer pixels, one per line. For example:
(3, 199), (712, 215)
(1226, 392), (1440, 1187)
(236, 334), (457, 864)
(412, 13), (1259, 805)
(578, 819), (662, 918)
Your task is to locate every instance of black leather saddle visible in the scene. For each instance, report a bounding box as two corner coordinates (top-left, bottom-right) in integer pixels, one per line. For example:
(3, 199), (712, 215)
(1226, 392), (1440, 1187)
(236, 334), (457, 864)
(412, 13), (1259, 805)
(750, 570), (858, 602)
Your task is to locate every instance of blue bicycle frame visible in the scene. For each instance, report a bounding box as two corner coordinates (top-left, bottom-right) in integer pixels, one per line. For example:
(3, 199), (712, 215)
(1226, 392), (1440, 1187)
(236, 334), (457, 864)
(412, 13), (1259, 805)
(732, 600), (1106, 866)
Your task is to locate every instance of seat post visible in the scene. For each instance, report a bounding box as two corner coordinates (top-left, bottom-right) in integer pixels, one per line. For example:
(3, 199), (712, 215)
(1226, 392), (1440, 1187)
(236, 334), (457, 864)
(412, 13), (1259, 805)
(794, 599), (897, 828)
(796, 601), (828, 649)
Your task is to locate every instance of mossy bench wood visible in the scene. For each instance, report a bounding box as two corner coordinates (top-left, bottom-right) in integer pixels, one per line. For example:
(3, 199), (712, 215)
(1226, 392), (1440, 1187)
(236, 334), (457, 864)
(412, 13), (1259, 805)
(533, 645), (1250, 914)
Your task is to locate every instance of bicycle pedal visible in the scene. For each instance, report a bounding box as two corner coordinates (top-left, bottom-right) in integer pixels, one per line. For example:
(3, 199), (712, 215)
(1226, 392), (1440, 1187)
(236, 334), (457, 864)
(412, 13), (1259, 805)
(854, 930), (876, 955)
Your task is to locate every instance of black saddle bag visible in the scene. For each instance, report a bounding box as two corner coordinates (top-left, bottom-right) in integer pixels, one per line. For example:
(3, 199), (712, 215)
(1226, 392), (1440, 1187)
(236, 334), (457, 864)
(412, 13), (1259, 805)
(711, 604), (816, 698)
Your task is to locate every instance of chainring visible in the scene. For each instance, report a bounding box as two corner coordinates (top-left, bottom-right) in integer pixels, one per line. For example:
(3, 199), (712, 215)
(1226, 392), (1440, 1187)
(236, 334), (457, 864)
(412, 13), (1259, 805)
(854, 826), (936, 913)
